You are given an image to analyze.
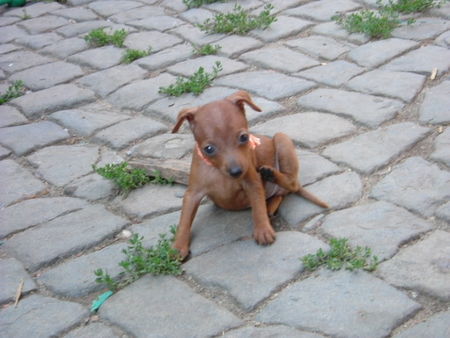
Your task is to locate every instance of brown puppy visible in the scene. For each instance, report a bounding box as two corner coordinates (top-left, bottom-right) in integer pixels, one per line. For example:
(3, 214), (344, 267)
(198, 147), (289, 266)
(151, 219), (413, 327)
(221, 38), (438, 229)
(172, 91), (329, 260)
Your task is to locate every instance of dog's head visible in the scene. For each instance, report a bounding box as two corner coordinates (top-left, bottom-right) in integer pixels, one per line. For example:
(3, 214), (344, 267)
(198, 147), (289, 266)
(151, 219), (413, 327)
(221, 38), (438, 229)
(172, 90), (262, 179)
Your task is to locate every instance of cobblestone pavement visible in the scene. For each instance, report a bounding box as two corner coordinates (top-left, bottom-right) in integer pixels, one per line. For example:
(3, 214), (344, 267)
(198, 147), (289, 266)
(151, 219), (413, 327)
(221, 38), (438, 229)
(1, 0), (449, 337)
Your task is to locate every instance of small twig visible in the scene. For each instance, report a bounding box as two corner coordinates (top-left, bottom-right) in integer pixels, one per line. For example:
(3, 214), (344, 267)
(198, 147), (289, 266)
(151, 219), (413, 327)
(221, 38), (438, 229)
(430, 67), (438, 80)
(14, 279), (24, 307)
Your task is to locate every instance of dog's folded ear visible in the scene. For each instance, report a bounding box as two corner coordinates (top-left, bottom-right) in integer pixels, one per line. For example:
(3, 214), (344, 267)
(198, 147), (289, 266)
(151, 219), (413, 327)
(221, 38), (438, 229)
(226, 90), (262, 113)
(172, 107), (198, 133)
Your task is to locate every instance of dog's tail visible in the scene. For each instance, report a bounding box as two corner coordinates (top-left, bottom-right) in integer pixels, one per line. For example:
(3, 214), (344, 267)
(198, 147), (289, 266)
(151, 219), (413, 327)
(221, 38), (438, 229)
(296, 186), (329, 209)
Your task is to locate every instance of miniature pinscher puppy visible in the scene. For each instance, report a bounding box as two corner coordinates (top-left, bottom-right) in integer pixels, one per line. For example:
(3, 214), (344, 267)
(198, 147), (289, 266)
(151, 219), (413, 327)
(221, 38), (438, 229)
(171, 91), (329, 260)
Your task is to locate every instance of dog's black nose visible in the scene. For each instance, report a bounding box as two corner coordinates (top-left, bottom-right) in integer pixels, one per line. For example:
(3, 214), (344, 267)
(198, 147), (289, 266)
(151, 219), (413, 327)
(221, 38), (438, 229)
(229, 167), (243, 178)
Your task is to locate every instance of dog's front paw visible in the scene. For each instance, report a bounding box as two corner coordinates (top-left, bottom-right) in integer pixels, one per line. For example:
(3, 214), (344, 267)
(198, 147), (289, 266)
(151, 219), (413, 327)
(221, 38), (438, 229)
(258, 165), (275, 182)
(172, 242), (191, 262)
(253, 224), (276, 245)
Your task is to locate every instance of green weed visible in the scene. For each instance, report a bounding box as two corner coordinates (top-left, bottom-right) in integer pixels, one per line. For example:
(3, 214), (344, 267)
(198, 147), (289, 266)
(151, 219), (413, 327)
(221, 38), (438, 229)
(301, 238), (379, 272)
(84, 28), (128, 48)
(122, 48), (151, 64)
(0, 81), (26, 105)
(197, 4), (277, 35)
(159, 61), (223, 96)
(192, 43), (221, 56)
(183, 0), (223, 8)
(379, 0), (442, 13)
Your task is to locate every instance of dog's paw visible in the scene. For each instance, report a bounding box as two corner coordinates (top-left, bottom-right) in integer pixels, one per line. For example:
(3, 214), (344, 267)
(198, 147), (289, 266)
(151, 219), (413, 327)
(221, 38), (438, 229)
(253, 224), (276, 245)
(258, 166), (275, 182)
(172, 243), (191, 262)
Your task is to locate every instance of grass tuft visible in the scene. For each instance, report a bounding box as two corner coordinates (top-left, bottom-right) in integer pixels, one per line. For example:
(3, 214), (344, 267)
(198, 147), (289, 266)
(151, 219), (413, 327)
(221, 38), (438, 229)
(183, 0), (223, 8)
(122, 48), (151, 63)
(0, 81), (26, 105)
(192, 43), (221, 56)
(84, 28), (128, 48)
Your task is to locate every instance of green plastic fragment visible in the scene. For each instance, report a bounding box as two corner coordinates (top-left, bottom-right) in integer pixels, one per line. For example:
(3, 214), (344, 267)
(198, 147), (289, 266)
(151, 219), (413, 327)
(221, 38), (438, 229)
(90, 291), (113, 312)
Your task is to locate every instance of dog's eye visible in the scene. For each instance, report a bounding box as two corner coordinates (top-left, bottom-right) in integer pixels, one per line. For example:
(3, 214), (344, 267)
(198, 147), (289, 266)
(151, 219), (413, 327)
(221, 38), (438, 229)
(203, 145), (216, 156)
(239, 133), (249, 144)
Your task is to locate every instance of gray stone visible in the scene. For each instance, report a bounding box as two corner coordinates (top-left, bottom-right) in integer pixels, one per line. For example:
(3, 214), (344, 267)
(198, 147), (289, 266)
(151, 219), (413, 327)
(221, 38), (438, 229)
(68, 46), (123, 70)
(0, 197), (88, 239)
(0, 25), (28, 44)
(0, 159), (45, 208)
(224, 325), (324, 338)
(240, 46), (319, 73)
(392, 17), (450, 40)
(169, 23), (225, 46)
(128, 15), (184, 31)
(52, 7), (99, 21)
(129, 133), (194, 159)
(137, 43), (193, 71)
(347, 69), (426, 102)
(286, 35), (352, 60)
(377, 230), (450, 300)
(0, 121), (70, 156)
(371, 157), (450, 217)
(321, 201), (433, 260)
(0, 43), (20, 54)
(168, 55), (248, 77)
(100, 275), (243, 337)
(124, 30), (181, 52)
(382, 45), (450, 76)
(285, 0), (361, 21)
(0, 105), (27, 127)
(185, 232), (328, 310)
(216, 71), (316, 100)
(296, 60), (365, 87)
(252, 112), (356, 148)
(114, 183), (185, 219)
(0, 295), (88, 337)
(41, 37), (89, 58)
(88, 0), (143, 17)
(0, 145), (11, 159)
(27, 144), (100, 186)
(0, 17), (20, 27)
(107, 73), (175, 110)
(18, 15), (69, 34)
(3, 205), (128, 271)
(216, 35), (263, 57)
(93, 117), (167, 149)
(298, 88), (403, 127)
(15, 32), (62, 49)
(39, 243), (127, 297)
(435, 201), (450, 221)
(419, 80), (450, 124)
(129, 213), (180, 248)
(64, 173), (116, 200)
(347, 38), (418, 68)
(312, 21), (369, 44)
(436, 30), (450, 47)
(298, 150), (341, 185)
(180, 7), (214, 24)
(56, 20), (107, 37)
(4, 1), (63, 18)
(11, 84), (96, 119)
(257, 270), (420, 338)
(0, 50), (52, 74)
(394, 310), (450, 338)
(50, 109), (128, 136)
(11, 61), (84, 91)
(205, 0), (262, 12)
(280, 171), (362, 226)
(0, 257), (37, 304)
(64, 322), (122, 338)
(250, 15), (313, 42)
(431, 127), (450, 166)
(322, 122), (430, 174)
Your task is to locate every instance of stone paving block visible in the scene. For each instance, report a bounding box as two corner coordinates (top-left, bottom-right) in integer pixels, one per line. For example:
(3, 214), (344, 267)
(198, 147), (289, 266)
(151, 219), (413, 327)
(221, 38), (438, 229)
(100, 275), (243, 337)
(0, 25), (29, 43)
(88, 0), (142, 17)
(298, 88), (403, 127)
(94, 117), (167, 149)
(124, 31), (181, 52)
(185, 232), (328, 310)
(382, 45), (450, 76)
(0, 105), (27, 127)
(0, 121), (70, 156)
(168, 55), (248, 77)
(50, 109), (128, 136)
(435, 30), (450, 47)
(347, 69), (426, 102)
(129, 133), (194, 159)
(285, 0), (361, 21)
(257, 270), (421, 338)
(286, 35), (352, 60)
(129, 212), (180, 248)
(435, 201), (450, 222)
(52, 7), (99, 21)
(296, 60), (365, 87)
(347, 38), (418, 68)
(0, 257), (37, 304)
(64, 173), (116, 200)
(394, 310), (450, 338)
(279, 171), (363, 226)
(180, 7), (214, 24)
(429, 1), (450, 18)
(41, 37), (89, 58)
(12, 84), (96, 118)
(250, 15), (313, 42)
(108, 5), (164, 23)
(0, 50), (52, 74)
(392, 17), (450, 40)
(322, 122), (430, 174)
(10, 61), (84, 91)
(15, 32), (62, 49)
(0, 159), (45, 208)
(252, 112), (357, 148)
(240, 46), (319, 73)
(216, 71), (316, 100)
(377, 230), (450, 300)
(0, 145), (11, 159)
(170, 23), (225, 46)
(107, 73), (175, 110)
(419, 80), (450, 124)
(0, 196), (88, 239)
(298, 150), (341, 185)
(39, 242), (127, 297)
(0, 295), (88, 337)
(4, 1), (64, 18)
(113, 183), (185, 219)
(64, 322), (122, 338)
(321, 201), (433, 260)
(3, 205), (128, 271)
(247, 96), (286, 124)
(215, 35), (263, 57)
(431, 127), (450, 166)
(224, 325), (325, 338)
(137, 43), (193, 71)
(18, 15), (69, 34)
(371, 157), (450, 217)
(56, 20), (107, 37)
(0, 43), (20, 54)
(128, 15), (185, 31)
(0, 17), (20, 27)
(68, 46), (124, 70)
(312, 21), (370, 44)
(77, 64), (147, 97)
(206, 0), (262, 12)
(27, 144), (100, 186)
